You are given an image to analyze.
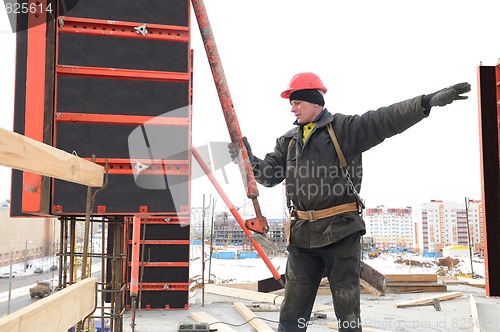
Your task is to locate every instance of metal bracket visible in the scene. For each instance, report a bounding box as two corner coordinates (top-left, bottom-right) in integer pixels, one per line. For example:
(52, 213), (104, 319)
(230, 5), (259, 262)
(134, 23), (148, 36)
(134, 161), (149, 174)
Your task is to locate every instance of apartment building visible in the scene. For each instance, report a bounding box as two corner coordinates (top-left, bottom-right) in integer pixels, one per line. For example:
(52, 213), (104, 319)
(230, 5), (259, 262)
(364, 206), (414, 250)
(418, 200), (483, 254)
(365, 200), (483, 255)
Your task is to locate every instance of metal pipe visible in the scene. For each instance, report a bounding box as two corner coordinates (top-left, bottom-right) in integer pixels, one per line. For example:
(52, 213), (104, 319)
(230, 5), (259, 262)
(192, 148), (282, 282)
(7, 251), (13, 314)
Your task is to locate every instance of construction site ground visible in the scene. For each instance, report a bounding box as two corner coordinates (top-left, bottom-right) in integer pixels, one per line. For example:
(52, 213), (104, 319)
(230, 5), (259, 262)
(123, 280), (500, 332)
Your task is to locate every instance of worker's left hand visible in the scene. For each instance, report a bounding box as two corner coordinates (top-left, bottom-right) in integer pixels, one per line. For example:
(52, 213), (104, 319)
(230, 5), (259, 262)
(424, 82), (471, 108)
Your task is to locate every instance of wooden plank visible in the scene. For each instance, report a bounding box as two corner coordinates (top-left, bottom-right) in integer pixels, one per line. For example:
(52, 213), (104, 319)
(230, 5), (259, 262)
(190, 312), (237, 332)
(232, 302), (274, 332)
(205, 284), (284, 306)
(360, 261), (385, 295)
(469, 295), (481, 332)
(385, 274), (437, 283)
(386, 283), (447, 294)
(222, 282), (258, 291)
(394, 291), (463, 308)
(360, 278), (383, 296)
(0, 127), (104, 187)
(0, 278), (97, 331)
(457, 277), (486, 288)
(247, 303), (280, 312)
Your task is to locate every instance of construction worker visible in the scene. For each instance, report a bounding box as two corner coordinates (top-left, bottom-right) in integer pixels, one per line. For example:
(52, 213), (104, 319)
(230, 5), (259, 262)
(229, 72), (470, 331)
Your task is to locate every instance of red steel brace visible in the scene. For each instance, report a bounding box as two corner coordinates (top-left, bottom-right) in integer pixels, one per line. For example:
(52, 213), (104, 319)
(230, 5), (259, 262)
(192, 148), (281, 282)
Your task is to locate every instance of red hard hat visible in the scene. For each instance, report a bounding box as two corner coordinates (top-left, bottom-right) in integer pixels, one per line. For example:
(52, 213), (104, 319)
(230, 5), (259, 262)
(280, 72), (327, 99)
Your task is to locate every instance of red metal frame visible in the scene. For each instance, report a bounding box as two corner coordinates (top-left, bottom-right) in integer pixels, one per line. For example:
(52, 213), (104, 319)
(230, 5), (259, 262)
(56, 65), (190, 82)
(22, 0), (49, 215)
(57, 16), (190, 43)
(126, 283), (188, 291)
(130, 216), (141, 297)
(55, 113), (190, 126)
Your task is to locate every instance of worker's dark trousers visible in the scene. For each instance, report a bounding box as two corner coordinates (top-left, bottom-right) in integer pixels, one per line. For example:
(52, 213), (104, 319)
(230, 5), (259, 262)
(278, 232), (362, 332)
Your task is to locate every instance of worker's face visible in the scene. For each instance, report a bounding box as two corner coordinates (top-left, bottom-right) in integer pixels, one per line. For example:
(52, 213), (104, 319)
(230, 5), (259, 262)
(290, 100), (322, 124)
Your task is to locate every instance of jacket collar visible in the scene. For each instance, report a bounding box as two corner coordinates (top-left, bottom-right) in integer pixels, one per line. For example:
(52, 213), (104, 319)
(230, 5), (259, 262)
(285, 108), (334, 139)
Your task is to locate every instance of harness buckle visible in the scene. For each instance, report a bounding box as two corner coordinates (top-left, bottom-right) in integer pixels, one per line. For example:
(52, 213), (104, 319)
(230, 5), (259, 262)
(306, 210), (317, 222)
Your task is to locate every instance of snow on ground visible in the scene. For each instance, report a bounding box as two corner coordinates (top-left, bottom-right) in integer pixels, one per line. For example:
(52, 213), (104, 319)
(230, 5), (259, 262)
(362, 252), (485, 278)
(1, 247), (486, 305)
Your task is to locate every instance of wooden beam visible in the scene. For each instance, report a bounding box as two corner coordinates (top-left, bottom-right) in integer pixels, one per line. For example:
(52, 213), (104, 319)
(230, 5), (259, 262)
(385, 274), (437, 283)
(0, 127), (104, 187)
(204, 284), (284, 306)
(394, 291), (463, 308)
(0, 278), (97, 331)
(232, 302), (275, 332)
(360, 278), (383, 296)
(385, 283), (447, 294)
(469, 295), (481, 332)
(360, 261), (385, 295)
(190, 312), (237, 332)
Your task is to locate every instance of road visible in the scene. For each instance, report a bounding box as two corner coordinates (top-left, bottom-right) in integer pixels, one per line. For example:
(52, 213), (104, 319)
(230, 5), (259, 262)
(0, 264), (102, 316)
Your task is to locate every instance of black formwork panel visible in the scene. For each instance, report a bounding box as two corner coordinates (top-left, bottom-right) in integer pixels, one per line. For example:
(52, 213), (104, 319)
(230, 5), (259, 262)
(58, 34), (188, 72)
(132, 290), (189, 310)
(52, 123), (190, 214)
(127, 266), (189, 283)
(142, 224), (190, 240)
(54, 123), (189, 159)
(53, 175), (188, 214)
(477, 65), (500, 296)
(52, 0), (192, 216)
(60, 0), (189, 26)
(56, 77), (189, 116)
(128, 244), (189, 265)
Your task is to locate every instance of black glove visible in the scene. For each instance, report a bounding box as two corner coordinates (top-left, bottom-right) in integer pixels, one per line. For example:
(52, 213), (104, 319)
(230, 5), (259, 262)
(423, 82), (471, 109)
(228, 137), (254, 164)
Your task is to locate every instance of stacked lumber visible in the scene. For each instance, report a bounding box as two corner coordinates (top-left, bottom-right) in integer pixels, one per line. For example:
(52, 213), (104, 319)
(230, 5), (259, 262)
(384, 273), (447, 293)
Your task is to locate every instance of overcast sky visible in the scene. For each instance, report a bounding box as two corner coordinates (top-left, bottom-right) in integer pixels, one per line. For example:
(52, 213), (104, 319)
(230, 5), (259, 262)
(1, 1), (499, 218)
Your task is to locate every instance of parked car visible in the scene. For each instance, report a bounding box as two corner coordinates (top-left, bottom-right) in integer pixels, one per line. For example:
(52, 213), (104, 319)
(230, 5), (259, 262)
(0, 272), (15, 279)
(29, 281), (53, 298)
(33, 267), (43, 275)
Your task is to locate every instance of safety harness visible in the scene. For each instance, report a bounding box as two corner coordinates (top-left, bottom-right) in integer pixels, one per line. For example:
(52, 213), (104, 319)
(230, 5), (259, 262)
(285, 122), (365, 243)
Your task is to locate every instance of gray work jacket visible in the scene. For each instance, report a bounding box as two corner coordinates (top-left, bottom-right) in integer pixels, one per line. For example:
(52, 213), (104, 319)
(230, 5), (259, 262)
(252, 95), (429, 249)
